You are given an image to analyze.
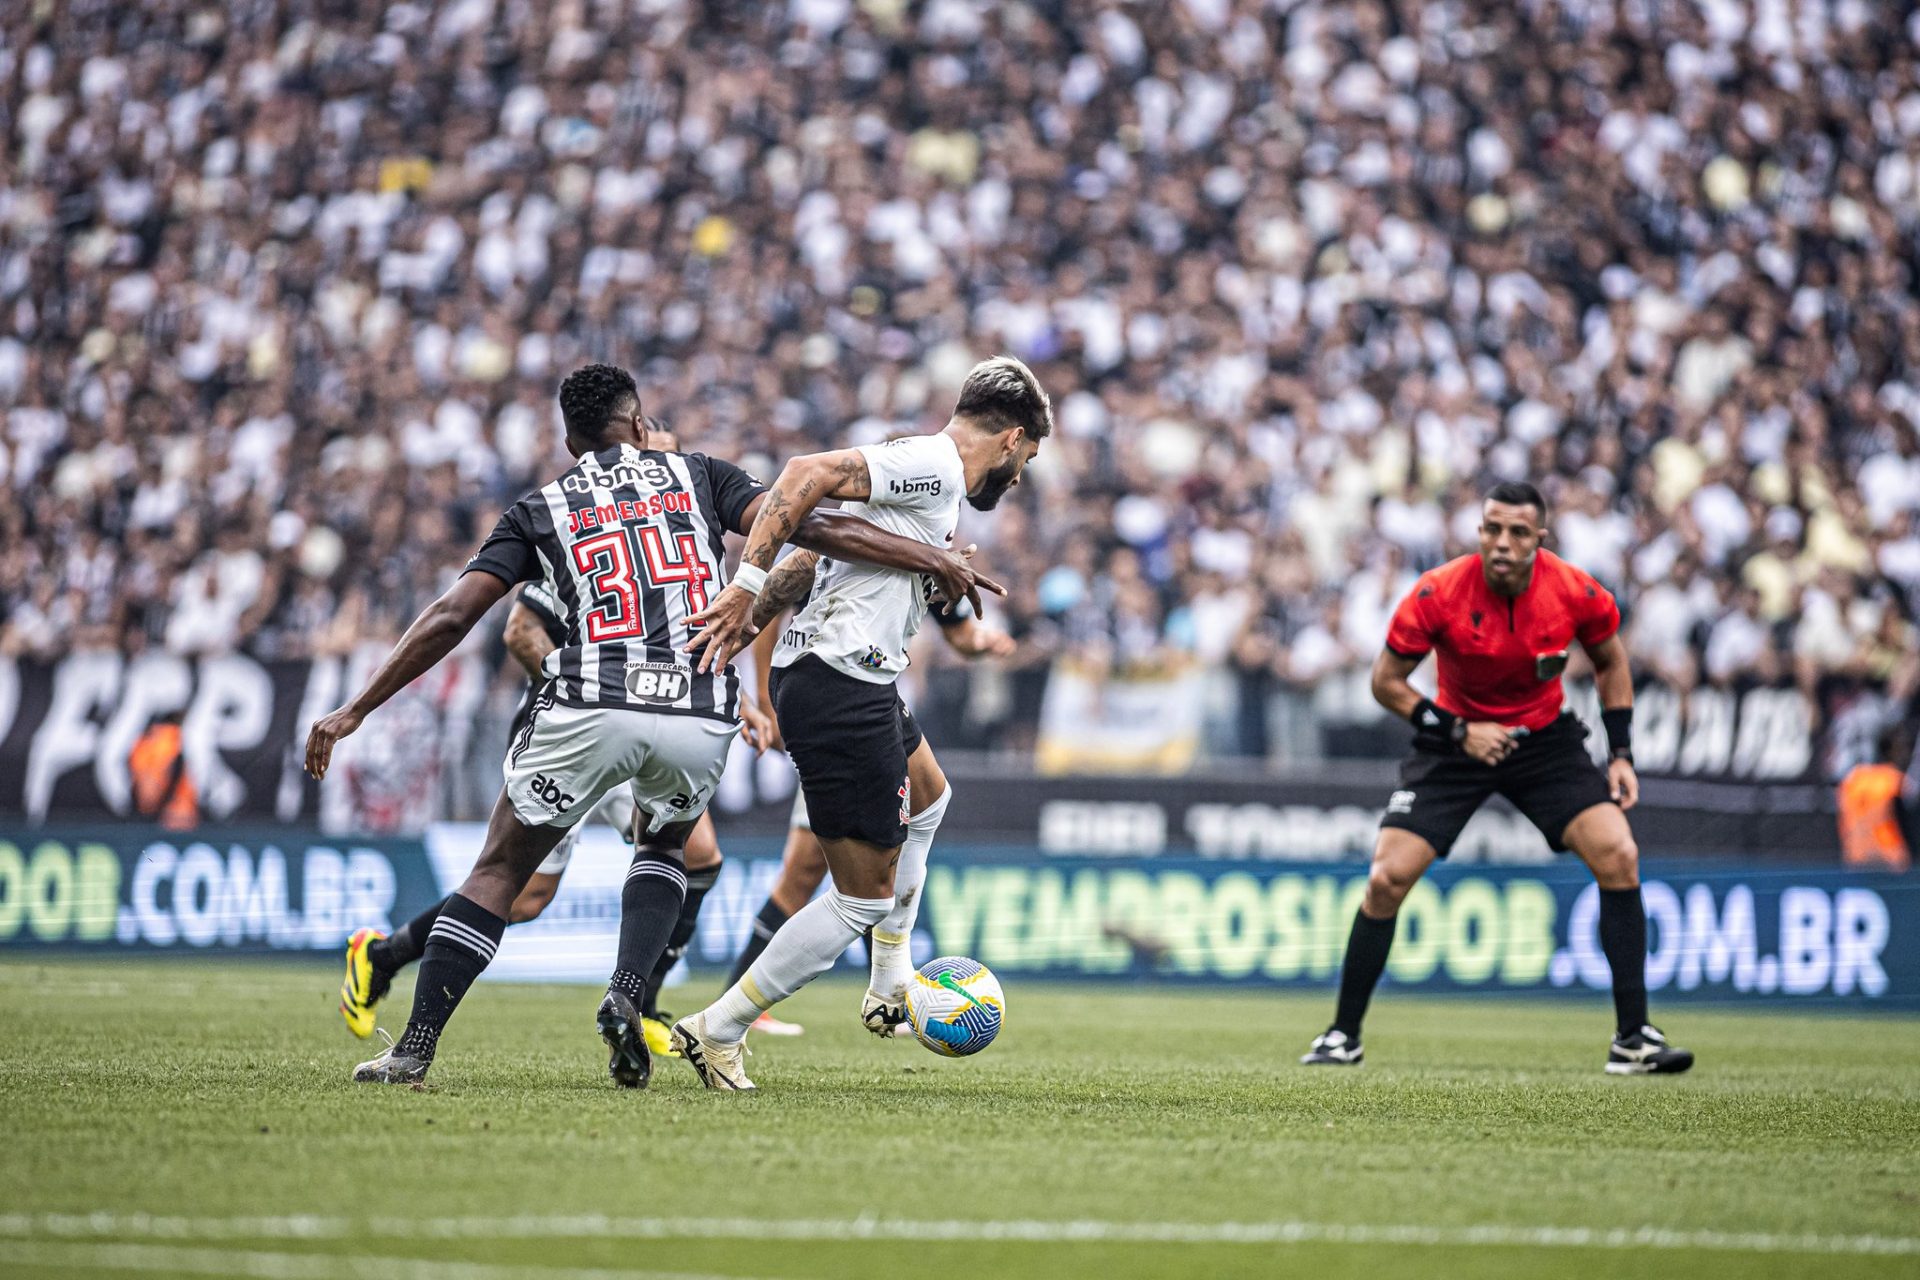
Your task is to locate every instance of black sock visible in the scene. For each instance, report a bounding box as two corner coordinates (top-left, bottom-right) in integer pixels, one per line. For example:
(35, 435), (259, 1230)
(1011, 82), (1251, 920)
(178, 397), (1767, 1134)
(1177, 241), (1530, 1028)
(641, 864), (720, 1019)
(726, 898), (790, 987)
(393, 894), (504, 1062)
(371, 895), (450, 975)
(1332, 908), (1397, 1038)
(1599, 886), (1650, 1036)
(609, 850), (687, 1008)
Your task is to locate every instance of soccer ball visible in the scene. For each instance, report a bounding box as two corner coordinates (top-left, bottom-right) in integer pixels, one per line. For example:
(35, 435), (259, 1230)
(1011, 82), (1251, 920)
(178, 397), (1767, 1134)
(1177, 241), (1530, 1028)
(904, 956), (1005, 1057)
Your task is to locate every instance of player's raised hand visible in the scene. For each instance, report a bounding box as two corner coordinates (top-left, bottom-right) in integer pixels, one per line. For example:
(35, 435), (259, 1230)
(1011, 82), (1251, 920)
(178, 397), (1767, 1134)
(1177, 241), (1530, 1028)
(685, 583), (758, 674)
(305, 705), (364, 780)
(1608, 757), (1639, 810)
(928, 544), (1006, 621)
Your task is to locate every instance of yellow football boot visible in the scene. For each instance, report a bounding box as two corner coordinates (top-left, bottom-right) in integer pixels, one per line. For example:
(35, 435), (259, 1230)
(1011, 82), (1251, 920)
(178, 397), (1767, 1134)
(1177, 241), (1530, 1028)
(340, 928), (389, 1039)
(641, 1015), (680, 1059)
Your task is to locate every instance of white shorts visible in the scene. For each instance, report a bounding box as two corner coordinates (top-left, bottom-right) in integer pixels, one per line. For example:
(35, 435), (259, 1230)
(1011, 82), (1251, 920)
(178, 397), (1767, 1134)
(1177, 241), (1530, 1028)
(505, 699), (739, 843)
(790, 789), (811, 832)
(534, 784), (637, 876)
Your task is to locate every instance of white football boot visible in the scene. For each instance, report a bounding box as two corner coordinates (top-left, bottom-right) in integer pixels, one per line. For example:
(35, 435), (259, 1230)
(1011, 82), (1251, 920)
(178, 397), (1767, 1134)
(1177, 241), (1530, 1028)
(670, 1012), (756, 1091)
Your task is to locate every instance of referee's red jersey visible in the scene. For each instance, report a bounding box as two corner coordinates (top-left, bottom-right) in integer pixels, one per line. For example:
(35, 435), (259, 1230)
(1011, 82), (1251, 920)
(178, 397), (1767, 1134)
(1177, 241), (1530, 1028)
(1385, 548), (1620, 731)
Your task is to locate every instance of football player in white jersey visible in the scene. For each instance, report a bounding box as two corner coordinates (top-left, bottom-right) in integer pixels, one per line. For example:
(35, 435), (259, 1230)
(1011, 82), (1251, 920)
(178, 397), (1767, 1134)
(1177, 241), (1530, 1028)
(670, 356), (1050, 1090)
(716, 586), (1014, 1039)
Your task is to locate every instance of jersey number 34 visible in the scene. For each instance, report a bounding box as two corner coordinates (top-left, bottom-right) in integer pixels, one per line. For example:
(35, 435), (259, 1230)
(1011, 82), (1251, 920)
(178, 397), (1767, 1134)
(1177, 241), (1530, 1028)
(572, 528), (713, 642)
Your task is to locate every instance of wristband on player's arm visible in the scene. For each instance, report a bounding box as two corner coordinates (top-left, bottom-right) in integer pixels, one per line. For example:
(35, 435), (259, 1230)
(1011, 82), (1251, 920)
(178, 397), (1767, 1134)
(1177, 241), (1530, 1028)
(1602, 706), (1633, 763)
(731, 562), (769, 597)
(1408, 697), (1467, 750)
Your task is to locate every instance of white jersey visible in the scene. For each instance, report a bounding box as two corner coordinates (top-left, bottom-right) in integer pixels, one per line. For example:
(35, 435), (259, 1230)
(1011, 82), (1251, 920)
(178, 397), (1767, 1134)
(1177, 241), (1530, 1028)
(772, 432), (965, 684)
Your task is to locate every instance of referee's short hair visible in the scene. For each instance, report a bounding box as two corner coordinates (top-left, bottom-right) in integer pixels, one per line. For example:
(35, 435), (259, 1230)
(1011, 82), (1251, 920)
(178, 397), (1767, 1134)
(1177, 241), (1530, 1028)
(1486, 481), (1547, 522)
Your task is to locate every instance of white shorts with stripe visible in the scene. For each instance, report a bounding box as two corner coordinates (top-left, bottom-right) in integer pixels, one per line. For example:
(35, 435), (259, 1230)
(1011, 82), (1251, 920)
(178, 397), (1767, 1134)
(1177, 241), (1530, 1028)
(534, 784), (637, 877)
(505, 697), (738, 843)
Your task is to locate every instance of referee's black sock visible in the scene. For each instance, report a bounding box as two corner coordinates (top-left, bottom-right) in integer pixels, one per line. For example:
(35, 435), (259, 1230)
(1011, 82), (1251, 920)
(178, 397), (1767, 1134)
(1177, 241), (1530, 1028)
(609, 849), (688, 1008)
(370, 895), (450, 976)
(393, 894), (504, 1063)
(1599, 886), (1650, 1036)
(726, 898), (790, 987)
(641, 863), (721, 1019)
(1332, 908), (1397, 1038)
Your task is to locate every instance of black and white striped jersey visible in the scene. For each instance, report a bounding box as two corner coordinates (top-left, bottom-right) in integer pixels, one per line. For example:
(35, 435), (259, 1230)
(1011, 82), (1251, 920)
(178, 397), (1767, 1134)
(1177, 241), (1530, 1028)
(465, 445), (765, 722)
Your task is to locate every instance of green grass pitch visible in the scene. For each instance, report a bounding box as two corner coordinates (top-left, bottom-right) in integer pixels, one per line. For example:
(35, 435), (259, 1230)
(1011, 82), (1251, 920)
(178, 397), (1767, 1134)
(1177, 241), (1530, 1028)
(1, 957), (1916, 1280)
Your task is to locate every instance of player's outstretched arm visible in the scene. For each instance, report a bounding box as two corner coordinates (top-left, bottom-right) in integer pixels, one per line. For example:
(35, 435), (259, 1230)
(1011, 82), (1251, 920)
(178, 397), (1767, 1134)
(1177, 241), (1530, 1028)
(790, 508), (1002, 609)
(745, 448), (873, 571)
(688, 448), (1002, 673)
(683, 449), (873, 674)
(304, 571), (511, 780)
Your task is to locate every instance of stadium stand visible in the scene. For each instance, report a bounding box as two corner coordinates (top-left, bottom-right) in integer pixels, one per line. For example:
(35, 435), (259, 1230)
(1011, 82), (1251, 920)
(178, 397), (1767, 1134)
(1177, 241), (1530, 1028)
(1, 0), (1916, 783)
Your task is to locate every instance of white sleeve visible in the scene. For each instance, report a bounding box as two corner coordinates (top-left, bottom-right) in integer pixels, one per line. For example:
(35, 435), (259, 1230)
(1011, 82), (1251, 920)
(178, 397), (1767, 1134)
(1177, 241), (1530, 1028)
(856, 437), (960, 511)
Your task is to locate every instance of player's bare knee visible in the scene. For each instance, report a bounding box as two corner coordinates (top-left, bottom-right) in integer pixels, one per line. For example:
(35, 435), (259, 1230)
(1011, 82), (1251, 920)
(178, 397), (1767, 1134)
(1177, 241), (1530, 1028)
(1587, 834), (1640, 889)
(1364, 862), (1416, 916)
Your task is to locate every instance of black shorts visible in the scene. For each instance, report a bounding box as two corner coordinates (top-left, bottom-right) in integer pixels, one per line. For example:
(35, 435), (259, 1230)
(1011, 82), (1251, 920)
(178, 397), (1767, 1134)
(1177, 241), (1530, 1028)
(771, 655), (916, 848)
(1380, 713), (1614, 857)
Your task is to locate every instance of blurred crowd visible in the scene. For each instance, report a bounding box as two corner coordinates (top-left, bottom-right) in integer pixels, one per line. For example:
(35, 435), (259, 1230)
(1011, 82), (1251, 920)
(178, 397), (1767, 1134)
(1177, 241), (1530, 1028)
(3, 0), (1919, 762)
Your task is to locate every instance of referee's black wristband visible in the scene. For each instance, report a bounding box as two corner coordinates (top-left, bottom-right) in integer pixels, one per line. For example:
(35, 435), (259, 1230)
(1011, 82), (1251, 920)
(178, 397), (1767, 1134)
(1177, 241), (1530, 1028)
(1410, 698), (1465, 747)
(1602, 707), (1633, 762)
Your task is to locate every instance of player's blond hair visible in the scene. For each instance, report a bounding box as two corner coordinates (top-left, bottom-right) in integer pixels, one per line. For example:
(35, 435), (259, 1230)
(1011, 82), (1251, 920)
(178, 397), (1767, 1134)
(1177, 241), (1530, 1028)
(956, 355), (1053, 440)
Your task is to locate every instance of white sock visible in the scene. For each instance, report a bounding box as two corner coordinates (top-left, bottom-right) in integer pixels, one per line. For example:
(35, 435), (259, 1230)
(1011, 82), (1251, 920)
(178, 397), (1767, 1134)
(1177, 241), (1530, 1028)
(870, 784), (950, 1000)
(705, 888), (893, 1042)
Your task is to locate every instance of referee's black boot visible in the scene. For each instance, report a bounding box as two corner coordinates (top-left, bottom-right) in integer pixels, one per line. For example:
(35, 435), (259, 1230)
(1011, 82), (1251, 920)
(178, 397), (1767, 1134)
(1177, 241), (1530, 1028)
(1300, 1028), (1364, 1066)
(1606, 1024), (1694, 1075)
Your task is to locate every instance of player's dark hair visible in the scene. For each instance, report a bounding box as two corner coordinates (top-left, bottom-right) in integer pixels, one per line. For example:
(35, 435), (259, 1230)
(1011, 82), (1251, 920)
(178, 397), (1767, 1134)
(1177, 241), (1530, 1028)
(955, 355), (1053, 440)
(1486, 481), (1547, 521)
(558, 364), (640, 445)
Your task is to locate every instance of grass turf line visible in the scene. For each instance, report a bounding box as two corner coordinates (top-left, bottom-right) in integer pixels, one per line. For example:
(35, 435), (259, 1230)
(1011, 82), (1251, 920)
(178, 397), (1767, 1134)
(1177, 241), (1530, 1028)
(1, 956), (1916, 1280)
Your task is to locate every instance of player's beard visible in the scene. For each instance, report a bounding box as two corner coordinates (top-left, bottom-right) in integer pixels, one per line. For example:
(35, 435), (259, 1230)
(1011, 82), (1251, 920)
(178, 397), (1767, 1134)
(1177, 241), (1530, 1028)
(966, 456), (1022, 511)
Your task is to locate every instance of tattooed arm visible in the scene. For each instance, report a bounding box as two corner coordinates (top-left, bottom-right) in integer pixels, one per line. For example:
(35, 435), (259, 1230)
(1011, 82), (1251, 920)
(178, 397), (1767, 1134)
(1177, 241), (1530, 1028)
(683, 449), (870, 673)
(751, 550), (820, 631)
(690, 448), (1001, 672)
(736, 449), (873, 575)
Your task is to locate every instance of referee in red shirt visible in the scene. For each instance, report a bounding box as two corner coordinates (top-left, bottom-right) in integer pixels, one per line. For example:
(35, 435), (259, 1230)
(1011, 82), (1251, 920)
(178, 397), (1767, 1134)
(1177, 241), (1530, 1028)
(1303, 483), (1693, 1075)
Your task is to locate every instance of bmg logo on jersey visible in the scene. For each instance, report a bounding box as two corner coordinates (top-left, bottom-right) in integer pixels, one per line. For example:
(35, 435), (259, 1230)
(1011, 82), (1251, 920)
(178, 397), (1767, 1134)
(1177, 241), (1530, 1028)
(889, 475), (942, 497)
(625, 662), (691, 703)
(563, 458), (675, 494)
(530, 774), (576, 812)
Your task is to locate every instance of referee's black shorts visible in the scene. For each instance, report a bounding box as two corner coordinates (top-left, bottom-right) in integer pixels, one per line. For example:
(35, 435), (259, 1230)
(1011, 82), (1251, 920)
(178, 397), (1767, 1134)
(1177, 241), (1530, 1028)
(771, 654), (916, 848)
(1380, 712), (1615, 857)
